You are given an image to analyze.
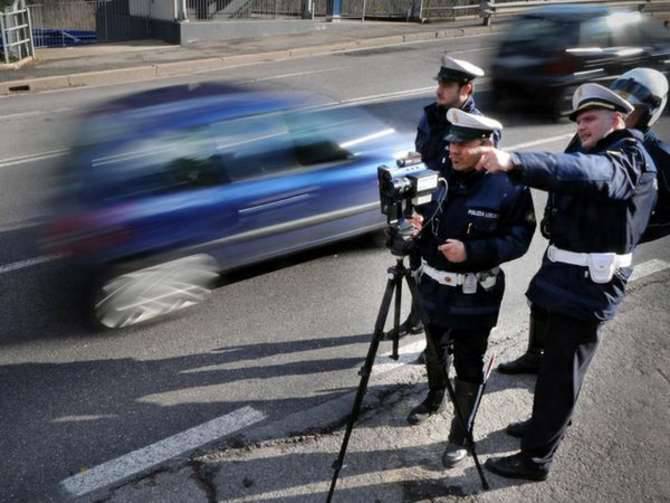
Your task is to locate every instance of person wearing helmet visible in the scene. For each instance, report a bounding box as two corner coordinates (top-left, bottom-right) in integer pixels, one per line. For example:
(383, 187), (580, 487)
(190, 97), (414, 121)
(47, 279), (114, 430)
(477, 83), (656, 481)
(496, 68), (669, 378)
(612, 68), (670, 243)
(397, 54), (501, 339)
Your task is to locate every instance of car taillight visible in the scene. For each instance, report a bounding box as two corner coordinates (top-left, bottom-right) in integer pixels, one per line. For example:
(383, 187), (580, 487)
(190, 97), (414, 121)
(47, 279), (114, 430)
(46, 214), (131, 256)
(544, 52), (578, 76)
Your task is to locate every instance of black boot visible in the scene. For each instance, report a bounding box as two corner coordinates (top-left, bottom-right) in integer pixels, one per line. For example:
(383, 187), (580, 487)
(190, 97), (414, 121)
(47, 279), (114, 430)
(397, 304), (424, 337)
(485, 452), (549, 481)
(442, 380), (480, 468)
(407, 388), (445, 425)
(497, 311), (546, 375)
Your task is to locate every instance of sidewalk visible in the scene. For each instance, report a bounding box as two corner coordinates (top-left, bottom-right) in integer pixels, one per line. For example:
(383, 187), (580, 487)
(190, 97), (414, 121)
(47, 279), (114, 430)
(70, 268), (670, 502)
(0, 19), (505, 95)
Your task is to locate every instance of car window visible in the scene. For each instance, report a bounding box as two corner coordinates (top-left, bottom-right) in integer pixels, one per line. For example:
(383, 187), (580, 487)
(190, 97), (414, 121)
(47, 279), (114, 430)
(210, 114), (297, 182)
(285, 108), (356, 167)
(638, 17), (670, 45)
(285, 106), (398, 165)
(579, 17), (612, 47)
(84, 125), (226, 201)
(502, 17), (578, 51)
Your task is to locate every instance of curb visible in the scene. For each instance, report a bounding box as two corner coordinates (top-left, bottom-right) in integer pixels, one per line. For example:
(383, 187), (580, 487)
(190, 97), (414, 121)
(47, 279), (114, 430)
(0, 56), (35, 71)
(0, 24), (503, 96)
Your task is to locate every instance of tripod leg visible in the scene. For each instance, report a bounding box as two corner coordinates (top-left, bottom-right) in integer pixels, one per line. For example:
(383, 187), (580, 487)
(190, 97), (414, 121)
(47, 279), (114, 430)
(391, 269), (402, 360)
(404, 274), (490, 491)
(326, 270), (398, 502)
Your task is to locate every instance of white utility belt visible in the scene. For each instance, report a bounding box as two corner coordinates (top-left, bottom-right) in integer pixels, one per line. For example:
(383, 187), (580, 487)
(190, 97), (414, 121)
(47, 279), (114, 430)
(420, 259), (499, 294)
(547, 244), (632, 284)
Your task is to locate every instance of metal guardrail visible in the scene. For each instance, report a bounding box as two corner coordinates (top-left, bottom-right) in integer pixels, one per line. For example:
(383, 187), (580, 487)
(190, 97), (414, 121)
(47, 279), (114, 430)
(0, 1), (35, 64)
(419, 0), (670, 23)
(189, 0), (306, 20)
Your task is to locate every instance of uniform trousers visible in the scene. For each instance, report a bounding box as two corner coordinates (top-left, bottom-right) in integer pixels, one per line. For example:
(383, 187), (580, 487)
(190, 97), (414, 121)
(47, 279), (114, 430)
(521, 310), (601, 468)
(424, 322), (491, 387)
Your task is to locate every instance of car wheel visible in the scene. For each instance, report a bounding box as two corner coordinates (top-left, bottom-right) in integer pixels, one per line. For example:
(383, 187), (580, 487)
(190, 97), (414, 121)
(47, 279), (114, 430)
(91, 254), (219, 330)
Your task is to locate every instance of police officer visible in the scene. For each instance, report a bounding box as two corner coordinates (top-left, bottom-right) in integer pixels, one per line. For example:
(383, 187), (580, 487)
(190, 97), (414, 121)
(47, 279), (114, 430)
(613, 68), (670, 243)
(478, 83), (656, 480)
(497, 68), (670, 376)
(399, 54), (500, 337)
(408, 109), (535, 468)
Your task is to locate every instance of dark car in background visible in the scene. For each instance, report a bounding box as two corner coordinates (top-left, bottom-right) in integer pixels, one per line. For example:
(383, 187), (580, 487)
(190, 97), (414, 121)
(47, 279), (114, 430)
(491, 5), (670, 117)
(45, 83), (413, 329)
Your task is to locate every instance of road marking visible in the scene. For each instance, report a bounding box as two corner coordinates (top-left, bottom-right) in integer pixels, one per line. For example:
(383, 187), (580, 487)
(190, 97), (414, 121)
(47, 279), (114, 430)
(248, 67), (345, 83)
(0, 254), (62, 275)
(0, 148), (68, 168)
(0, 216), (45, 233)
(59, 406), (266, 497)
(373, 339), (425, 374)
(0, 107), (73, 121)
(630, 258), (670, 282)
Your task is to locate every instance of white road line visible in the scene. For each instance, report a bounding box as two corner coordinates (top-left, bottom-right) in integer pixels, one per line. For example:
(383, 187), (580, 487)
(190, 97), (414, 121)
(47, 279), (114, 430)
(250, 67), (345, 83)
(0, 148), (68, 168)
(0, 216), (45, 233)
(373, 339), (425, 374)
(630, 258), (670, 282)
(59, 406), (267, 497)
(0, 254), (62, 274)
(0, 107), (73, 121)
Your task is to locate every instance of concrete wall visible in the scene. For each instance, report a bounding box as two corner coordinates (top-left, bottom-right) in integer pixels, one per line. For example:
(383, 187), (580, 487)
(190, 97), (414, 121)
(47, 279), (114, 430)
(180, 19), (315, 44)
(142, 0), (175, 21)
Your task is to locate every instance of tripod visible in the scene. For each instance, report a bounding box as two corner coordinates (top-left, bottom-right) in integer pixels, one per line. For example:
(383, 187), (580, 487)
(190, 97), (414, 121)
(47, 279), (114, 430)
(326, 255), (490, 502)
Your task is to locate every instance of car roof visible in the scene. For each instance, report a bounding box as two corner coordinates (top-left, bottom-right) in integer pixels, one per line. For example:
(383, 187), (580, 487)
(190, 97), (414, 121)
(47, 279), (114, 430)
(521, 4), (611, 20)
(83, 83), (326, 129)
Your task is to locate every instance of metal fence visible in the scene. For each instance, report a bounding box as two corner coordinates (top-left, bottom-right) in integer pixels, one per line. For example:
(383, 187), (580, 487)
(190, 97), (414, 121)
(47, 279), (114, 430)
(308, 0), (420, 19)
(22, 0), (670, 44)
(29, 0), (150, 47)
(1, 4), (35, 63)
(419, 0), (482, 20)
(187, 0), (307, 19)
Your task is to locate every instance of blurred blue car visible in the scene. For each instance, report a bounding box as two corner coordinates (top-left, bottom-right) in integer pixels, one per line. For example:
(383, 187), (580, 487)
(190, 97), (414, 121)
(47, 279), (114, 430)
(46, 83), (412, 329)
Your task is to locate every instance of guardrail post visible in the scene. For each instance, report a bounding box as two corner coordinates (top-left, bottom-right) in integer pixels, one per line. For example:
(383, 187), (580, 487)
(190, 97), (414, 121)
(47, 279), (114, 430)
(480, 0), (493, 26)
(0, 13), (8, 64)
(26, 4), (34, 58)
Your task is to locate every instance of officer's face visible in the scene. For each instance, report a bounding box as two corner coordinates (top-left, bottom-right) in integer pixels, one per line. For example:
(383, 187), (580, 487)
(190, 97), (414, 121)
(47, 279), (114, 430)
(576, 109), (617, 150)
(436, 81), (470, 107)
(449, 139), (486, 171)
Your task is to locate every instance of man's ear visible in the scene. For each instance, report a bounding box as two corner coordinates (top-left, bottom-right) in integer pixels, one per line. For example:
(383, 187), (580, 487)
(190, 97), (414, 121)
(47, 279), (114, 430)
(461, 81), (474, 97)
(612, 111), (626, 128)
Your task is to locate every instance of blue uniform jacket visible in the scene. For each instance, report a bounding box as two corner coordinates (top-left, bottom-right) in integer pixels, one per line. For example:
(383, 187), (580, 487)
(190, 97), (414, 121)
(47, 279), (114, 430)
(415, 169), (536, 329)
(415, 97), (501, 173)
(640, 130), (670, 243)
(511, 128), (657, 322)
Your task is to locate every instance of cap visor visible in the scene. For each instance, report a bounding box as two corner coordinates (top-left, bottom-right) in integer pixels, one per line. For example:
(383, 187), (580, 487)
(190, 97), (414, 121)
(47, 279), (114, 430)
(445, 133), (471, 143)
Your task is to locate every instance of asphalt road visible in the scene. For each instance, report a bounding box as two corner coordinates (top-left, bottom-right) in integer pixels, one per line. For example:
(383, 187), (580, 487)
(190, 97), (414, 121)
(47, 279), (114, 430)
(1, 33), (669, 503)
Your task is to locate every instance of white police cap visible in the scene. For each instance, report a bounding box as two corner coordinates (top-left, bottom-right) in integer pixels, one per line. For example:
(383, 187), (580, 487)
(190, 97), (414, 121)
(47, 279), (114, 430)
(445, 108), (502, 142)
(436, 54), (485, 84)
(568, 83), (634, 121)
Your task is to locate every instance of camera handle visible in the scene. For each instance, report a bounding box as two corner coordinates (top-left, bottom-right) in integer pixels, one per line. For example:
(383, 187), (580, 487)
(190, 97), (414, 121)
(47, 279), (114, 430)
(326, 258), (490, 502)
